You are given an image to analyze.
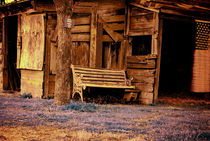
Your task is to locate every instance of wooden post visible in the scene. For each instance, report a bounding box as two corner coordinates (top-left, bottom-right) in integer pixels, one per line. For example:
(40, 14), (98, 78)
(43, 14), (51, 99)
(2, 17), (8, 90)
(152, 13), (159, 55)
(153, 17), (163, 104)
(90, 8), (97, 68)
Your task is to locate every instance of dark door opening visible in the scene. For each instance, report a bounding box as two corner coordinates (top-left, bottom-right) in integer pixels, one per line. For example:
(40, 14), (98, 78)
(4, 16), (20, 91)
(159, 19), (195, 96)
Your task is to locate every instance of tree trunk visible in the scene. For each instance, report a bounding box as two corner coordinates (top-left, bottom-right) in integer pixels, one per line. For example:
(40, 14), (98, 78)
(53, 0), (73, 105)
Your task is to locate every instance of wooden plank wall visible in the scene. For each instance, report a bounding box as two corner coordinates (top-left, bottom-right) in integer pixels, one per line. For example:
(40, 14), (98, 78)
(74, 0), (126, 70)
(128, 7), (154, 36)
(127, 55), (157, 104)
(71, 14), (90, 67)
(126, 5), (161, 104)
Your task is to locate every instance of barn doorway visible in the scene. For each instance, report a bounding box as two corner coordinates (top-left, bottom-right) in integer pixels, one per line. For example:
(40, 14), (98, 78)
(3, 16), (20, 92)
(159, 18), (195, 96)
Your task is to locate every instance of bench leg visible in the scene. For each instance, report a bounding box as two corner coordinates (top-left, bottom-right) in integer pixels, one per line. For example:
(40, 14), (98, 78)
(72, 87), (83, 102)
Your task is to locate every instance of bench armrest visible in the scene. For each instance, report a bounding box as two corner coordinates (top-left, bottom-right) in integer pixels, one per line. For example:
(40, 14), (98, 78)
(126, 77), (133, 86)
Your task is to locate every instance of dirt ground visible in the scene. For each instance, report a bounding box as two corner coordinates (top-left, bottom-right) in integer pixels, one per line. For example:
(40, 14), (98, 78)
(0, 92), (209, 141)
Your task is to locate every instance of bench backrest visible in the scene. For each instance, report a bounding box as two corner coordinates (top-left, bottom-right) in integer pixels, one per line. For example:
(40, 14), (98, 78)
(71, 65), (127, 86)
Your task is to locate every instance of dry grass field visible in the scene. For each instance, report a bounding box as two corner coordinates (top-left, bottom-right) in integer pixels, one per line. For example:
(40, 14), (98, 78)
(0, 92), (209, 141)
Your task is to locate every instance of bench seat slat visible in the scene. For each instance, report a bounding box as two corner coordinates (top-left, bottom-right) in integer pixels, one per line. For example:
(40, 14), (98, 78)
(81, 80), (125, 85)
(74, 70), (125, 76)
(81, 77), (125, 82)
(82, 84), (135, 89)
(74, 71), (125, 77)
(74, 67), (125, 74)
(79, 74), (125, 79)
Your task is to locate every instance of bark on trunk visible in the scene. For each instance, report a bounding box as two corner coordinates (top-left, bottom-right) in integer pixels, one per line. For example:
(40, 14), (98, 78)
(53, 0), (73, 105)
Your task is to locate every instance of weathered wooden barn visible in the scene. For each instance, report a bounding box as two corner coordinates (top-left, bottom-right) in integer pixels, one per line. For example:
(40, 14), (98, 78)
(0, 0), (209, 104)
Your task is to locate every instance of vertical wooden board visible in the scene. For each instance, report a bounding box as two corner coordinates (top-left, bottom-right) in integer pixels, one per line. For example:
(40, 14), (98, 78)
(16, 15), (21, 69)
(43, 18), (52, 99)
(152, 12), (159, 55)
(48, 74), (55, 98)
(50, 43), (57, 74)
(89, 10), (97, 68)
(111, 45), (117, 70)
(96, 16), (103, 68)
(153, 18), (163, 104)
(20, 14), (45, 70)
(21, 70), (44, 98)
(118, 40), (126, 69)
(71, 42), (90, 67)
(103, 43), (112, 69)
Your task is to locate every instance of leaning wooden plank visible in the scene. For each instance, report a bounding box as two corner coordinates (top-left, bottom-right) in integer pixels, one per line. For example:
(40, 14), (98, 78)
(130, 2), (159, 13)
(103, 35), (113, 42)
(103, 22), (123, 42)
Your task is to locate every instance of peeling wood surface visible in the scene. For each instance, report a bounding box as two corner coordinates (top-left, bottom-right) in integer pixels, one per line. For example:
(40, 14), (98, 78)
(20, 14), (45, 70)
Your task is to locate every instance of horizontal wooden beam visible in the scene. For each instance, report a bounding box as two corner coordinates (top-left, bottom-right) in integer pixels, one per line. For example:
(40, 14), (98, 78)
(71, 25), (90, 33)
(128, 30), (153, 36)
(73, 7), (92, 13)
(71, 34), (113, 42)
(102, 15), (125, 23)
(74, 16), (90, 25)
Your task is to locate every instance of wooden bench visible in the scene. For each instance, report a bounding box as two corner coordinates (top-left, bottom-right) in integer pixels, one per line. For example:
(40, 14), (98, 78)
(71, 65), (135, 101)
